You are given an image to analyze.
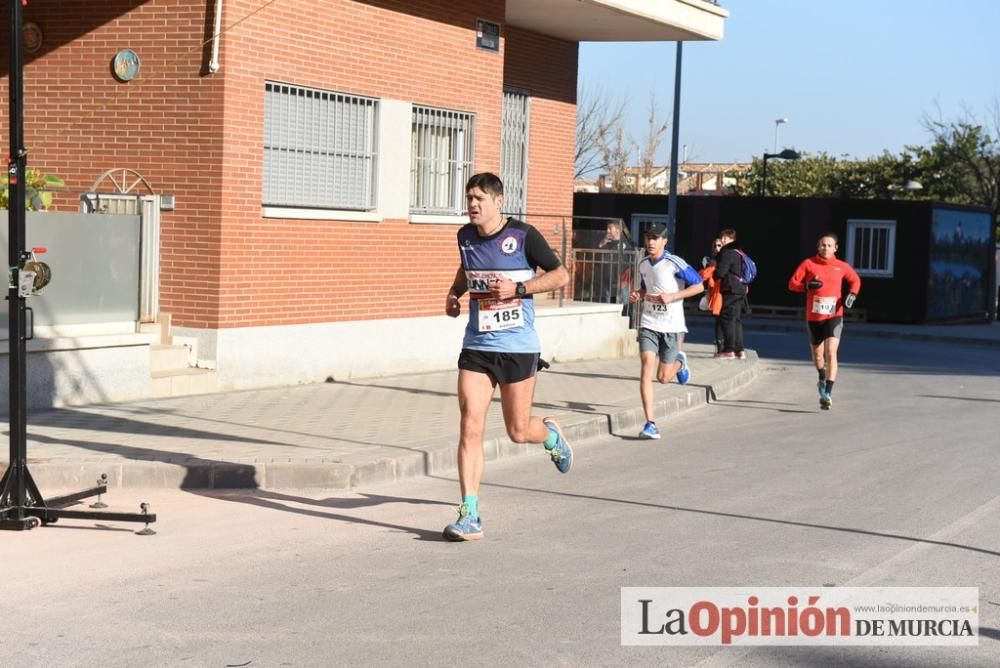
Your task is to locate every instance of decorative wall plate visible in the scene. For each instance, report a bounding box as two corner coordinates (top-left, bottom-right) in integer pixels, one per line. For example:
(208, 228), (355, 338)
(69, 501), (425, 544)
(23, 21), (43, 54)
(113, 48), (141, 82)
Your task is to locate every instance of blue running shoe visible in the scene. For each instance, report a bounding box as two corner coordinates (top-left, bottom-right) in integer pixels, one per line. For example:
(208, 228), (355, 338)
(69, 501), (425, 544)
(675, 350), (690, 385)
(817, 379), (825, 399)
(443, 504), (483, 541)
(639, 421), (661, 439)
(819, 389), (832, 411)
(542, 417), (573, 474)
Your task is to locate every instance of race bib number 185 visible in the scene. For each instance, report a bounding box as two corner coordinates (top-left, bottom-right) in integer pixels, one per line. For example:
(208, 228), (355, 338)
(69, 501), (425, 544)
(478, 298), (523, 332)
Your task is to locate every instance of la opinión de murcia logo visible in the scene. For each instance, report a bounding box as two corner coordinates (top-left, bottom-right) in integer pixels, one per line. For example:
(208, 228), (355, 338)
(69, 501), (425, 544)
(621, 587), (978, 646)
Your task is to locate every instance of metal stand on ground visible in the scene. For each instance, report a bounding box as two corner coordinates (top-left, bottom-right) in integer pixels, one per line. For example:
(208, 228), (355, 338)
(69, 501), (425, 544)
(90, 474), (109, 508)
(0, 0), (156, 533)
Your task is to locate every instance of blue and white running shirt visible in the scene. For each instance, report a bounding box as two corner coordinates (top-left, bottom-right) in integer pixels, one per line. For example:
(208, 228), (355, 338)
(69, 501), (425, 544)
(638, 251), (702, 333)
(458, 218), (562, 352)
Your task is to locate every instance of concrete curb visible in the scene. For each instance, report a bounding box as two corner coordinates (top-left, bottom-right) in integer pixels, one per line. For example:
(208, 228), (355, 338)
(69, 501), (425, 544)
(23, 354), (762, 491)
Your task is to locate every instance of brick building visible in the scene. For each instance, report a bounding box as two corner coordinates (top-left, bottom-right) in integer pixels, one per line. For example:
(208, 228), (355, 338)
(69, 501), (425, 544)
(3, 0), (727, 392)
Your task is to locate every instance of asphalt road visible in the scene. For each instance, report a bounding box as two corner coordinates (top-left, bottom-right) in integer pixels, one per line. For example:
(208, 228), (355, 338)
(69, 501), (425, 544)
(3, 330), (999, 667)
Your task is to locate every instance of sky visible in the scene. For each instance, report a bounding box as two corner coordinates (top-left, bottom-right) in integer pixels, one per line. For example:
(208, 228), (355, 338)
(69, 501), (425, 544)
(578, 0), (1000, 166)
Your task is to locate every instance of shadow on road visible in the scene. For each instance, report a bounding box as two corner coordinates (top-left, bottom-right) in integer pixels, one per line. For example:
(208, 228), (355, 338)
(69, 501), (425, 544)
(193, 489), (451, 542)
(468, 479), (1000, 559)
(920, 394), (1000, 403)
(13, 431), (452, 540)
(712, 398), (815, 414)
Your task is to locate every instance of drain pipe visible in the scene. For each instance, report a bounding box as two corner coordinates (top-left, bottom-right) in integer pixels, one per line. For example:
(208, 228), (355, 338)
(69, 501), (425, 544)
(208, 0), (223, 73)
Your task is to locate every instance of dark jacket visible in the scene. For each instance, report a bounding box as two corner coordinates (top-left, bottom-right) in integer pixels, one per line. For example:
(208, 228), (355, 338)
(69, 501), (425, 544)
(713, 242), (747, 296)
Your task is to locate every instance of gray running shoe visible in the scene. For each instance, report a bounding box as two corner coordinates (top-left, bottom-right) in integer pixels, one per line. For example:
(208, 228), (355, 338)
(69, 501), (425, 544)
(443, 504), (483, 541)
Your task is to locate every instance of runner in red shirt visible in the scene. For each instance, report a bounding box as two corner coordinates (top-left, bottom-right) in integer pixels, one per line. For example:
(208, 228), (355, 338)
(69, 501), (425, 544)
(788, 233), (861, 410)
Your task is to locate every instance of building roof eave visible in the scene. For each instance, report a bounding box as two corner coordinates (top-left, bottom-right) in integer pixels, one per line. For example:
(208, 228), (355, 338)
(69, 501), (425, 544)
(506, 0), (728, 43)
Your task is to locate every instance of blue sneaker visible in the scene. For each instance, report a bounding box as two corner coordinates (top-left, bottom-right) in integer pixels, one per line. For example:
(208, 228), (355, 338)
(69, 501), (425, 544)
(819, 389), (832, 410)
(443, 504), (483, 541)
(542, 417), (573, 474)
(675, 350), (690, 385)
(639, 421), (661, 439)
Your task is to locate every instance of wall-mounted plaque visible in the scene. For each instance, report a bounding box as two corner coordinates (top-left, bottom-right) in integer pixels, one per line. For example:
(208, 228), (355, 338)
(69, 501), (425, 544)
(476, 19), (500, 53)
(23, 22), (43, 54)
(112, 49), (141, 82)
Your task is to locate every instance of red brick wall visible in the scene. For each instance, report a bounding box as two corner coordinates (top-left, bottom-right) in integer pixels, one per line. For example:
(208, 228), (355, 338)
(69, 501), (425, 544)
(4, 0), (227, 328)
(502, 26), (578, 278)
(3, 1), (579, 329)
(213, 0), (506, 328)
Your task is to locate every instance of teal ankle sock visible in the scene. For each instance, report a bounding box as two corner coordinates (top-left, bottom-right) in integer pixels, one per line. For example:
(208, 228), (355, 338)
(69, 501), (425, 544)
(462, 495), (479, 519)
(544, 428), (558, 449)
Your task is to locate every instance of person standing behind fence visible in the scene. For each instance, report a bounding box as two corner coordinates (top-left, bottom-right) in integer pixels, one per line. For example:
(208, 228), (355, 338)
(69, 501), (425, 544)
(628, 223), (704, 440)
(712, 228), (748, 359)
(788, 232), (861, 410)
(698, 238), (724, 353)
(597, 220), (632, 304)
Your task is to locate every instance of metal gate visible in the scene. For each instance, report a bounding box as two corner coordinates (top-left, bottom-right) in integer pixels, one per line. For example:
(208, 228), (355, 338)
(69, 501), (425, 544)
(500, 87), (530, 216)
(80, 169), (161, 322)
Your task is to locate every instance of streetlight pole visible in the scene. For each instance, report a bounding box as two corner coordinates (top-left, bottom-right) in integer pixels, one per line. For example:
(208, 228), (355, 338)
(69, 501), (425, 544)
(886, 180), (923, 198)
(759, 148), (801, 197)
(666, 41), (682, 244)
(760, 155), (769, 197)
(773, 117), (788, 153)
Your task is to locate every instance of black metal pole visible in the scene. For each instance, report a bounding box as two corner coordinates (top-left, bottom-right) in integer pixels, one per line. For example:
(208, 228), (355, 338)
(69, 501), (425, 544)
(666, 42), (682, 241)
(4, 0), (29, 518)
(1, 0), (156, 531)
(760, 155), (769, 197)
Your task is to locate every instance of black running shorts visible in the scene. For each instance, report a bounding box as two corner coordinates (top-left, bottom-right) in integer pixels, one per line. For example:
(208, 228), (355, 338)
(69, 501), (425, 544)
(458, 349), (539, 385)
(807, 317), (844, 346)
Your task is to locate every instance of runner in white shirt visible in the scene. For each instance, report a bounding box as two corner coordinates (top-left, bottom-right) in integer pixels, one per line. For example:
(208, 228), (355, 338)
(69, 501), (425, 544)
(628, 223), (705, 440)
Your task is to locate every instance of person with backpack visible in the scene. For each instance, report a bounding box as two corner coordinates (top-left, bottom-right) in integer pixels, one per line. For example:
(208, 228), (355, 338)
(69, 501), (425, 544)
(712, 228), (751, 359)
(788, 232), (861, 410)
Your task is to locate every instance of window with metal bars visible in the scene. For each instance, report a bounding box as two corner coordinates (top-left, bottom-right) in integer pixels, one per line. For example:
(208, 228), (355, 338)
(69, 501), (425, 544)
(846, 219), (896, 277)
(501, 87), (530, 216)
(410, 105), (475, 215)
(263, 82), (378, 210)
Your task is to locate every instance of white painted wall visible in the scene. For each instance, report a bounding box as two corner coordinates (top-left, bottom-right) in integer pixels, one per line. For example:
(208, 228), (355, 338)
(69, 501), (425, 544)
(0, 333), (153, 415)
(175, 303), (637, 390)
(1, 305), (639, 412)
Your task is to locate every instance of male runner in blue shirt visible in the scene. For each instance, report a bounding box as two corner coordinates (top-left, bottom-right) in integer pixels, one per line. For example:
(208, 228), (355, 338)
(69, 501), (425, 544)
(443, 173), (572, 541)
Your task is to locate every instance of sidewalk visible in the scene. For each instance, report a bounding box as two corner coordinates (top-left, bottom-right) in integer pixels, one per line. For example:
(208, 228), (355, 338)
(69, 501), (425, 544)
(5, 343), (757, 491)
(4, 318), (995, 492)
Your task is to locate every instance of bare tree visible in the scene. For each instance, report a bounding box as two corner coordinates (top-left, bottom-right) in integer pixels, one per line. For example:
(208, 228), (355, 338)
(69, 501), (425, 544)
(575, 83), (626, 179)
(920, 102), (1000, 235)
(600, 126), (635, 192)
(635, 93), (670, 194)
